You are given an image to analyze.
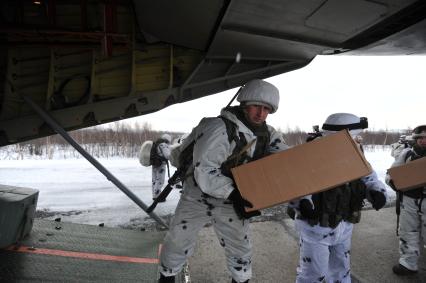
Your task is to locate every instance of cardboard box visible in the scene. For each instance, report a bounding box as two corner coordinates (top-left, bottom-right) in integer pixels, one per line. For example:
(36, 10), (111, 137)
(387, 156), (426, 191)
(0, 185), (39, 248)
(231, 130), (372, 211)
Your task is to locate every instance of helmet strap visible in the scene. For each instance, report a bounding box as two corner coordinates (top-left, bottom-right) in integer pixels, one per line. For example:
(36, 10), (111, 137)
(322, 117), (368, 131)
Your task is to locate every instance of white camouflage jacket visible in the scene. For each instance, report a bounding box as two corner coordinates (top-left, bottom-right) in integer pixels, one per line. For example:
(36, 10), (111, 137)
(181, 107), (289, 200)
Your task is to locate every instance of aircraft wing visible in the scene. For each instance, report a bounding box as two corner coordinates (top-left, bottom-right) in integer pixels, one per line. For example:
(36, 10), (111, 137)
(0, 0), (425, 145)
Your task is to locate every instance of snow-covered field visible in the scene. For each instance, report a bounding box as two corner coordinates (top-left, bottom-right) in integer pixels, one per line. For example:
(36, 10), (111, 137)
(0, 146), (395, 228)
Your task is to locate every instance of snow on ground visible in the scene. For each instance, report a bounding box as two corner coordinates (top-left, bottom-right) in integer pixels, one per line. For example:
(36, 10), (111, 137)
(0, 157), (181, 228)
(363, 145), (396, 198)
(0, 146), (396, 228)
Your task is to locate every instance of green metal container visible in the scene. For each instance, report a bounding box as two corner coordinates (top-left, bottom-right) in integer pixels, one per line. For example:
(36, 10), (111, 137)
(0, 185), (39, 248)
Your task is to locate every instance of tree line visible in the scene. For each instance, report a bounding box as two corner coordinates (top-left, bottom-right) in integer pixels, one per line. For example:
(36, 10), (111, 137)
(282, 128), (410, 147)
(3, 121), (411, 159)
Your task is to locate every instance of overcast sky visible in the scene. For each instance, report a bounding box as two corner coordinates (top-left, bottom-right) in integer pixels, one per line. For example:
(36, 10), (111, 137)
(124, 55), (425, 134)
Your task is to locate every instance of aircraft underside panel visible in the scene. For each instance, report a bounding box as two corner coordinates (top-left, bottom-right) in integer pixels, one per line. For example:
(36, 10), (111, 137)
(0, 0), (426, 146)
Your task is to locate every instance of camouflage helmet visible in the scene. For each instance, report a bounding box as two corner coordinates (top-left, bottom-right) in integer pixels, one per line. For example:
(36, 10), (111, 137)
(322, 113), (368, 137)
(236, 79), (279, 113)
(412, 125), (426, 139)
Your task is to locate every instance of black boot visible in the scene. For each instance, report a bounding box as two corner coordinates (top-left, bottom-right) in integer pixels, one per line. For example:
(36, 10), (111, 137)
(231, 279), (249, 283)
(159, 273), (175, 283)
(392, 264), (417, 276)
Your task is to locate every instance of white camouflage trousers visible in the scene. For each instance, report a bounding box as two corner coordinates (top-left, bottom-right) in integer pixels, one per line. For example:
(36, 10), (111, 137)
(398, 195), (426, 271)
(295, 220), (353, 283)
(159, 192), (252, 282)
(152, 164), (166, 199)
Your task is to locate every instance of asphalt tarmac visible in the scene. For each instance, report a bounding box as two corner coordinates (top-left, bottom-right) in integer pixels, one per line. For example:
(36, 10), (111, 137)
(189, 206), (426, 283)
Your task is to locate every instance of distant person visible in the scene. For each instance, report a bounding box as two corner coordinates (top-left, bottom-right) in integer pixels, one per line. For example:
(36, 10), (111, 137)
(158, 79), (289, 283)
(354, 134), (364, 153)
(289, 113), (387, 283)
(386, 125), (426, 276)
(390, 134), (413, 159)
(151, 134), (172, 200)
(305, 125), (322, 142)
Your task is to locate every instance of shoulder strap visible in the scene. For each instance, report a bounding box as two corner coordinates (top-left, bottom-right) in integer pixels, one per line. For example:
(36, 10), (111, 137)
(219, 116), (238, 144)
(219, 116), (250, 154)
(149, 140), (160, 158)
(150, 139), (168, 163)
(404, 150), (415, 163)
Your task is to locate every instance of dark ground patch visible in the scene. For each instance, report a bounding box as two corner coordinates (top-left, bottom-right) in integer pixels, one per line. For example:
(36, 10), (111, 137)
(35, 209), (87, 218)
(35, 201), (395, 232)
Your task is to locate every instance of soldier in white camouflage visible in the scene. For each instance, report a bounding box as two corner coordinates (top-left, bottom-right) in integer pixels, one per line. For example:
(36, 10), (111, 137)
(386, 125), (426, 276)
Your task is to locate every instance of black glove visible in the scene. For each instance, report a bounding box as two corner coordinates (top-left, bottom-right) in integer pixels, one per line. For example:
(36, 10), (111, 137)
(228, 189), (261, 219)
(299, 199), (316, 219)
(370, 190), (386, 210)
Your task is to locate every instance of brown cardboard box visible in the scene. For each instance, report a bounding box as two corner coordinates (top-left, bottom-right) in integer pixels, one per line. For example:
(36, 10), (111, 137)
(387, 156), (426, 191)
(231, 130), (372, 211)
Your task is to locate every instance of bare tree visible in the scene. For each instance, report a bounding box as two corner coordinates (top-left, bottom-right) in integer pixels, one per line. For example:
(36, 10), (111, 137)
(10, 122), (414, 159)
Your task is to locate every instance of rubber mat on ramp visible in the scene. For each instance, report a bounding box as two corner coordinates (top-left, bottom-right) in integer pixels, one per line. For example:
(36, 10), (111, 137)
(0, 219), (165, 282)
